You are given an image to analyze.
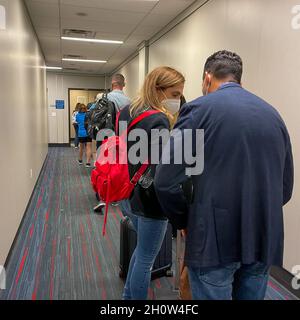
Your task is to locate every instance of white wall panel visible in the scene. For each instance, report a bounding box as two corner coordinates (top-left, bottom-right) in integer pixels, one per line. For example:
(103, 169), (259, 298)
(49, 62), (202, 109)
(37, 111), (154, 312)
(116, 55), (140, 101)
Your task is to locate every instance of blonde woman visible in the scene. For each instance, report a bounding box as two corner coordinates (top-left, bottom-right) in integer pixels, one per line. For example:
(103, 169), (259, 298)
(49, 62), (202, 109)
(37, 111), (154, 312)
(117, 66), (185, 300)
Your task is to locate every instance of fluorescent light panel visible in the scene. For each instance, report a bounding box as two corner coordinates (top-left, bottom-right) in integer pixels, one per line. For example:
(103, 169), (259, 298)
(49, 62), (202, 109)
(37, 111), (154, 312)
(43, 66), (62, 70)
(61, 36), (123, 44)
(62, 58), (107, 63)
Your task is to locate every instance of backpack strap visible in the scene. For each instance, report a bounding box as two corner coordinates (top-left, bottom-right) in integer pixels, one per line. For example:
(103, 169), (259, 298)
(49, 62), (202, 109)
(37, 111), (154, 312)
(127, 110), (161, 133)
(102, 180), (111, 236)
(116, 109), (160, 136)
(115, 111), (121, 135)
(126, 110), (160, 183)
(130, 162), (149, 185)
(102, 92), (108, 99)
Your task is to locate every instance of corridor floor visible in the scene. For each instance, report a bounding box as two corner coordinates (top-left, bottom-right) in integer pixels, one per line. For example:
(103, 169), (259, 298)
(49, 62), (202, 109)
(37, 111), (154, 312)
(0, 147), (297, 300)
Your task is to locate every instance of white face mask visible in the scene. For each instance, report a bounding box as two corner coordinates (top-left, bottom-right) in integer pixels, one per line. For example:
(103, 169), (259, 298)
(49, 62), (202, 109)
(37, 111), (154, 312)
(162, 99), (181, 115)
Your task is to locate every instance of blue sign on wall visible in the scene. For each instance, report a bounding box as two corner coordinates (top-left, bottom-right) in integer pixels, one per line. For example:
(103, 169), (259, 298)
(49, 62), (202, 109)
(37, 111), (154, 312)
(55, 100), (64, 109)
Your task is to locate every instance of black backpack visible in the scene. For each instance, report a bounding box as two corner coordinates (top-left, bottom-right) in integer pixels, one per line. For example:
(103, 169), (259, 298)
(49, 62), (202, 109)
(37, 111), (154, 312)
(85, 93), (117, 140)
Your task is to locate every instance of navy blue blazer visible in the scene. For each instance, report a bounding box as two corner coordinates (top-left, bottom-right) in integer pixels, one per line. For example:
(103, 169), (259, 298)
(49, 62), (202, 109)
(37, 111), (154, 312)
(154, 83), (294, 268)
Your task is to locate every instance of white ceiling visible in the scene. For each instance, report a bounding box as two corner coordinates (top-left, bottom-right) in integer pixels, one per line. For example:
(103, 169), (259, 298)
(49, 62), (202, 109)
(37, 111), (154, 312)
(25, 0), (196, 75)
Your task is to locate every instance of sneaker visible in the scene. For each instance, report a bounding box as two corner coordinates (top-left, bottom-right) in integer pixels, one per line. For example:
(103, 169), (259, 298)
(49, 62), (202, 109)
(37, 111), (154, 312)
(85, 163), (91, 168)
(78, 160), (83, 165)
(93, 202), (105, 214)
(74, 146), (78, 149)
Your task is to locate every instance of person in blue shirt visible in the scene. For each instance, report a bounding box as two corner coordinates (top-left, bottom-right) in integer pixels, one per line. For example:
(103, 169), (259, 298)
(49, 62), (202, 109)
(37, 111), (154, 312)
(107, 74), (131, 111)
(90, 75), (131, 114)
(76, 104), (92, 168)
(154, 50), (294, 300)
(72, 102), (81, 148)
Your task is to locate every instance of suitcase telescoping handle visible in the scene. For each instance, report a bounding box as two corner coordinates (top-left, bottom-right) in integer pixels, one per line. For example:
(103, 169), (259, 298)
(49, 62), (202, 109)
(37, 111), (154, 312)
(174, 230), (184, 292)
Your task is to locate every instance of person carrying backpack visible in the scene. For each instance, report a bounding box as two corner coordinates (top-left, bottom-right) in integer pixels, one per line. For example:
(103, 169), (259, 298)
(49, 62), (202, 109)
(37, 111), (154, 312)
(107, 74), (131, 112)
(88, 74), (130, 149)
(91, 66), (185, 299)
(121, 67), (184, 300)
(85, 94), (115, 141)
(92, 75), (131, 213)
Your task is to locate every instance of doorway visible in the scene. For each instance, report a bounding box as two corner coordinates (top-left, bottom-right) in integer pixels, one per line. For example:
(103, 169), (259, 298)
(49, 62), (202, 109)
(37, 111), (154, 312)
(68, 88), (105, 142)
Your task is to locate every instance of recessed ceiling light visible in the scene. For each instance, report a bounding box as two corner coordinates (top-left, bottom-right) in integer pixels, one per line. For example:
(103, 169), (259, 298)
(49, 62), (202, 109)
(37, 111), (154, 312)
(62, 58), (107, 63)
(61, 36), (123, 44)
(43, 66), (62, 70)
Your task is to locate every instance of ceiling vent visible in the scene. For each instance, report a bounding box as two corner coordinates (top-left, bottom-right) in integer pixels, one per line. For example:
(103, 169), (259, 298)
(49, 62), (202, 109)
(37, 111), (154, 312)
(62, 29), (96, 38)
(63, 54), (85, 59)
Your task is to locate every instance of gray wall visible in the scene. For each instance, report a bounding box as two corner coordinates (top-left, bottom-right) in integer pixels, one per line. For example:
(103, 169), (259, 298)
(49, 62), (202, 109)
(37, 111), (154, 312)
(0, 0), (48, 265)
(47, 73), (106, 143)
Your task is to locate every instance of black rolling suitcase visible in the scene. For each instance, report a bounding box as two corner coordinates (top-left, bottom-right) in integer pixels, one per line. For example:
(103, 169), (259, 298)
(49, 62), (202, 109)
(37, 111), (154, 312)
(119, 216), (173, 280)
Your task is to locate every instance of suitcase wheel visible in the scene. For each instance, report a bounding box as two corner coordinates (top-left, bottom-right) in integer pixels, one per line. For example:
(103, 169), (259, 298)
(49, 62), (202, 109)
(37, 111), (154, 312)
(119, 270), (126, 278)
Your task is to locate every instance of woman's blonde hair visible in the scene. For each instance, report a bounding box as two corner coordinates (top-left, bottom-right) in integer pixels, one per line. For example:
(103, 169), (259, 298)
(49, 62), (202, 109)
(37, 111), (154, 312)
(130, 66), (185, 125)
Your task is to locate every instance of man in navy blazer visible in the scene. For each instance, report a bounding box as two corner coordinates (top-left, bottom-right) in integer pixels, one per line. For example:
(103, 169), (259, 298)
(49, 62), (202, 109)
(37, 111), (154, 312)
(154, 50), (294, 300)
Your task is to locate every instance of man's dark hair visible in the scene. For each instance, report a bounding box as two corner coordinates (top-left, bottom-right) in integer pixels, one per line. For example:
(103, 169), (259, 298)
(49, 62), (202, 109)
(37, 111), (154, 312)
(203, 50), (243, 84)
(111, 73), (125, 87)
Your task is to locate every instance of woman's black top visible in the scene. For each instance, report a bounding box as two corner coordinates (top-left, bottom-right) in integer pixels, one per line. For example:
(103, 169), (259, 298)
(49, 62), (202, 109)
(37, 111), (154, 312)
(117, 105), (170, 220)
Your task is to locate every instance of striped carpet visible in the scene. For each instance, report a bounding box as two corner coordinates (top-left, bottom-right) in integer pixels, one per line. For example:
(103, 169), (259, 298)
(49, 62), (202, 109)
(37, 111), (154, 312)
(0, 147), (297, 300)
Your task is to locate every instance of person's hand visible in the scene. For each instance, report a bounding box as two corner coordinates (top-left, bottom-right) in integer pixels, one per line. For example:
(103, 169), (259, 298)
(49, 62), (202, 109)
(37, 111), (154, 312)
(181, 229), (187, 237)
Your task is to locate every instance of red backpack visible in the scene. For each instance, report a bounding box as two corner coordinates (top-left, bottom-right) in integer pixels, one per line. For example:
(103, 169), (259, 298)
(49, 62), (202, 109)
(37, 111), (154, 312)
(91, 110), (160, 235)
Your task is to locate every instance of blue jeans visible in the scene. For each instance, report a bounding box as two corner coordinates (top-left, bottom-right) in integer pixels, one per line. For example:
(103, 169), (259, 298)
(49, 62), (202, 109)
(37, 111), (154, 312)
(119, 200), (132, 217)
(122, 213), (168, 300)
(188, 262), (269, 300)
